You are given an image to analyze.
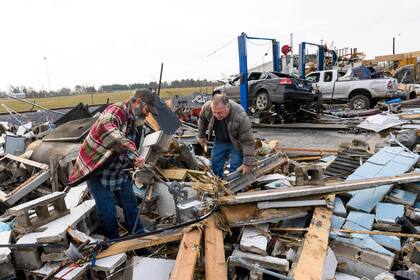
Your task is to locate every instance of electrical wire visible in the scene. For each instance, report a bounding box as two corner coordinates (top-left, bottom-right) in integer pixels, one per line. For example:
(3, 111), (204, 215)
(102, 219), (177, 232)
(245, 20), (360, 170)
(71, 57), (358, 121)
(206, 37), (236, 57)
(246, 39), (272, 46)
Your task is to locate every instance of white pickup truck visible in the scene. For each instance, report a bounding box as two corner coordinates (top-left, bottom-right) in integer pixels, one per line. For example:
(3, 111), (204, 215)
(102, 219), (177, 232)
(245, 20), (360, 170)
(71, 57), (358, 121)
(306, 69), (398, 110)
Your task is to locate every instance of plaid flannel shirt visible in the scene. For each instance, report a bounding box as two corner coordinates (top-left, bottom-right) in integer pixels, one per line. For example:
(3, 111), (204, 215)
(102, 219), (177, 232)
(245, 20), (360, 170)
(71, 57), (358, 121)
(95, 123), (139, 191)
(68, 101), (138, 186)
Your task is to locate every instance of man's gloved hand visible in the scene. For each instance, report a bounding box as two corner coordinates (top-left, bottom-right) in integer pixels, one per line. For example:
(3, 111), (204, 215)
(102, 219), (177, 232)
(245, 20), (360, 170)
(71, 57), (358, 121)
(237, 164), (251, 175)
(133, 156), (145, 169)
(197, 137), (207, 147)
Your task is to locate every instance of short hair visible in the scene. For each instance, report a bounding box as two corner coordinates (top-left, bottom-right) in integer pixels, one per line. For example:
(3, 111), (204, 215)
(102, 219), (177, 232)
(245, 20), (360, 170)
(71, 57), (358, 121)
(211, 93), (230, 108)
(131, 88), (153, 102)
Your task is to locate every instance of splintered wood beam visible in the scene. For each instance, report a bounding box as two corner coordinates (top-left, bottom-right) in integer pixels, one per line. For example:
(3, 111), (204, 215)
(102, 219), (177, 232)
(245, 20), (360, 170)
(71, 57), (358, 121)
(170, 229), (202, 280)
(205, 216), (227, 280)
(221, 172), (420, 205)
(97, 231), (183, 259)
(293, 195), (334, 280)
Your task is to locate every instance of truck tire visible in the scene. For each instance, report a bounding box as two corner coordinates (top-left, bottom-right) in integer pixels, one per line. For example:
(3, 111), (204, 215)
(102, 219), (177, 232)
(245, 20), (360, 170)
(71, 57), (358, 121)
(349, 95), (370, 110)
(255, 91), (272, 111)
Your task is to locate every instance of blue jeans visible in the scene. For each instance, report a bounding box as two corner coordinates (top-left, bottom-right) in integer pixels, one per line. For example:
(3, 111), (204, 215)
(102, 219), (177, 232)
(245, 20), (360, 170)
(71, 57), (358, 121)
(86, 176), (144, 239)
(211, 142), (243, 178)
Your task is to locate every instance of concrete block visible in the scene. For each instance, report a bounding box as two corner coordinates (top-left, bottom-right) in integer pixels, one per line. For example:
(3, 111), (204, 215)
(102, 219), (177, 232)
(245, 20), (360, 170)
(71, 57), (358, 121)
(331, 237), (394, 270)
(374, 272), (396, 280)
(240, 224), (269, 256)
(323, 247), (337, 280)
(132, 257), (175, 280)
(335, 255), (386, 279)
(335, 272), (361, 280)
(295, 164), (324, 186)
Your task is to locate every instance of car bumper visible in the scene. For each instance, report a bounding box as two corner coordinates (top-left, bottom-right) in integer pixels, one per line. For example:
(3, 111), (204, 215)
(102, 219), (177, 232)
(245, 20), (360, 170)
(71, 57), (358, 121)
(385, 90), (399, 98)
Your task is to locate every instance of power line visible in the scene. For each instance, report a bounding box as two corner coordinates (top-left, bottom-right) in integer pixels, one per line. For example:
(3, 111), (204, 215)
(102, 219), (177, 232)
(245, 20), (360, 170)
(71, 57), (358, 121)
(206, 37), (236, 57)
(246, 39), (272, 46)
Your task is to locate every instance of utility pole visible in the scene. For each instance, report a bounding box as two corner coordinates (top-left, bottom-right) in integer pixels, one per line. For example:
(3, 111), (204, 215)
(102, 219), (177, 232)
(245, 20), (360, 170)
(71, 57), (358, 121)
(393, 37), (395, 55)
(157, 63), (164, 97)
(43, 56), (51, 92)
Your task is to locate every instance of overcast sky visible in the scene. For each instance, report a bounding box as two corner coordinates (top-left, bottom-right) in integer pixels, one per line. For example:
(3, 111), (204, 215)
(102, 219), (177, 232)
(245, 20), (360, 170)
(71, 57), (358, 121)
(0, 0), (419, 91)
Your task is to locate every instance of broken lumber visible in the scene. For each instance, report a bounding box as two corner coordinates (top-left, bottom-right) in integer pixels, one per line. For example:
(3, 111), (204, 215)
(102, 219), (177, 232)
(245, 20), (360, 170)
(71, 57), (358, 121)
(205, 216), (227, 280)
(170, 228), (202, 280)
(221, 203), (310, 227)
(221, 172), (420, 205)
(160, 169), (205, 181)
(97, 231), (183, 259)
(293, 196), (334, 280)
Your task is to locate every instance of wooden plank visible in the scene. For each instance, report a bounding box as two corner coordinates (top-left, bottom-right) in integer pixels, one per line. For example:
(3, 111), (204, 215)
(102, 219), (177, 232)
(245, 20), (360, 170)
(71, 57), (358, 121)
(221, 203), (310, 227)
(97, 231), (183, 259)
(205, 216), (227, 280)
(170, 229), (202, 280)
(160, 169), (188, 180)
(4, 154), (49, 169)
(293, 195), (334, 280)
(5, 169), (51, 206)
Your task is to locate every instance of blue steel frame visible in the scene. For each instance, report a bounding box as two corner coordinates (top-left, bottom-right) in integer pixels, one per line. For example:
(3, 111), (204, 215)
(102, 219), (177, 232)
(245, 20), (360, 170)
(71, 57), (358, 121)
(237, 32), (280, 112)
(298, 42), (338, 78)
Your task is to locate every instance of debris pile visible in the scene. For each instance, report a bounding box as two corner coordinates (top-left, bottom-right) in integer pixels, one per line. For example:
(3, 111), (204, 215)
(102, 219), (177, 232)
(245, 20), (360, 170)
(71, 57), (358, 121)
(4, 96), (420, 280)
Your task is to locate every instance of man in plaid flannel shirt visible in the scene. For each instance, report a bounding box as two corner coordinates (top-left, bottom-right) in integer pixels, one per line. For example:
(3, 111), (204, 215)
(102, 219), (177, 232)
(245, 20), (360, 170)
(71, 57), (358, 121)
(69, 88), (158, 239)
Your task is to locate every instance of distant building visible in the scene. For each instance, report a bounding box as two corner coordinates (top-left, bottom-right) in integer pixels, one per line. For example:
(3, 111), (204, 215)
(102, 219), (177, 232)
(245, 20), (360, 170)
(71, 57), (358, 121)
(7, 92), (26, 99)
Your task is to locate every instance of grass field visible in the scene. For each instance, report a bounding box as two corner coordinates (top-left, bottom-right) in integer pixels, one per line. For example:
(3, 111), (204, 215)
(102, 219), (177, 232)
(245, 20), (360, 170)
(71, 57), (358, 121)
(0, 86), (213, 114)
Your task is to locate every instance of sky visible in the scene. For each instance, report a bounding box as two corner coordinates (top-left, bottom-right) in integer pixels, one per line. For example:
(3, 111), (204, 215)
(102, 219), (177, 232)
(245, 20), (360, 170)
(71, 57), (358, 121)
(0, 0), (419, 91)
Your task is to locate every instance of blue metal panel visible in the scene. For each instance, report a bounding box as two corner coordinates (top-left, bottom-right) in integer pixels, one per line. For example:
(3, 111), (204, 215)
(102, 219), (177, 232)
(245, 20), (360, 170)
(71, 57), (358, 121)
(332, 50), (338, 66)
(299, 43), (306, 78)
(317, 46), (325, 71)
(238, 33), (248, 111)
(272, 40), (280, 72)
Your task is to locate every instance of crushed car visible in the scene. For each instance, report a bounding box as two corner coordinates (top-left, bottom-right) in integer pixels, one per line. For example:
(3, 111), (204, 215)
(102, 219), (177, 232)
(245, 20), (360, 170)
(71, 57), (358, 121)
(213, 71), (321, 121)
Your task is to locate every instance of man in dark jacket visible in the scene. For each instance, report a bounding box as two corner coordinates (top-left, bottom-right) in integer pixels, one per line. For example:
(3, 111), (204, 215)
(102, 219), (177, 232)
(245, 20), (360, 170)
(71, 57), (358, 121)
(197, 94), (255, 177)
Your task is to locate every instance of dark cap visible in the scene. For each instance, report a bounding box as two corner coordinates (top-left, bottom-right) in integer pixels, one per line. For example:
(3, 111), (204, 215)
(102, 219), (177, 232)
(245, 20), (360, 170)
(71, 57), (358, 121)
(133, 88), (158, 115)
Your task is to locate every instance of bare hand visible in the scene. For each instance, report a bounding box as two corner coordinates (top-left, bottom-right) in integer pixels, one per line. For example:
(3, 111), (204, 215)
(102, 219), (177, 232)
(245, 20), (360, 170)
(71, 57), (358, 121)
(133, 157), (145, 169)
(197, 137), (207, 147)
(237, 164), (251, 175)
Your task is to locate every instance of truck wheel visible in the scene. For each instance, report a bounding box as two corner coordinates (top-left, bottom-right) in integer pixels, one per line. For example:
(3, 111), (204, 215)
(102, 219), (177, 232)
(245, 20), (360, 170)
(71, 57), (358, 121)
(255, 91), (271, 111)
(349, 95), (370, 110)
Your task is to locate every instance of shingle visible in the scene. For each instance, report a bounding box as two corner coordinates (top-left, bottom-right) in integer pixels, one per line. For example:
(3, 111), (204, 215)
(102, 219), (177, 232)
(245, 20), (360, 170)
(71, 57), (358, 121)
(389, 189), (417, 206)
(371, 234), (401, 252)
(346, 185), (392, 213)
(375, 203), (404, 224)
(333, 197), (347, 217)
(346, 211), (374, 230)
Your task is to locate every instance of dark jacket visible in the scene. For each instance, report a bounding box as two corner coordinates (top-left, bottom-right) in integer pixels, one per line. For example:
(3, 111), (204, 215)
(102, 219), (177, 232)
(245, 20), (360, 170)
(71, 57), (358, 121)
(198, 100), (255, 166)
